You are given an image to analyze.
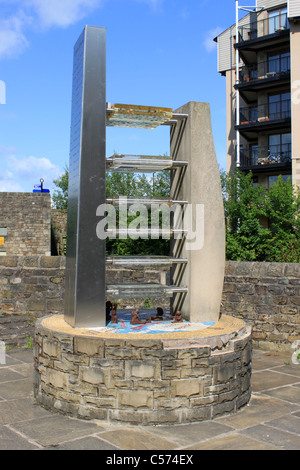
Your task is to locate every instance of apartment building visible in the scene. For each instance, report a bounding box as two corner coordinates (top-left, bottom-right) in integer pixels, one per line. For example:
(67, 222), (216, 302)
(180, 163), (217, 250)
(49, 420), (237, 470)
(215, 0), (300, 188)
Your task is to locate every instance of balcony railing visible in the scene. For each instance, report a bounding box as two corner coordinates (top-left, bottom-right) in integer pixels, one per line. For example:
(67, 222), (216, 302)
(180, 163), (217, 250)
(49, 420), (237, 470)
(239, 99), (291, 126)
(238, 55), (290, 84)
(240, 144), (292, 167)
(237, 13), (289, 44)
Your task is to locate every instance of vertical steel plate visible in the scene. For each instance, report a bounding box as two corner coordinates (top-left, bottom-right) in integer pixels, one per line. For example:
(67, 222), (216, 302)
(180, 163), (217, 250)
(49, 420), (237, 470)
(64, 26), (107, 328)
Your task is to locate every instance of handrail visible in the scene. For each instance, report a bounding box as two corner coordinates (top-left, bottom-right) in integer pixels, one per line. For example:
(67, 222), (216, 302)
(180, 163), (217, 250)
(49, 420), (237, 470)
(240, 144), (292, 167)
(238, 56), (290, 84)
(239, 99), (291, 124)
(236, 13), (289, 44)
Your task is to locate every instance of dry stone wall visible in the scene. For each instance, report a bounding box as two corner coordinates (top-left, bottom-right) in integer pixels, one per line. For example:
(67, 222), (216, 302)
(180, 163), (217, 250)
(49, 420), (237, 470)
(0, 256), (299, 351)
(222, 261), (300, 352)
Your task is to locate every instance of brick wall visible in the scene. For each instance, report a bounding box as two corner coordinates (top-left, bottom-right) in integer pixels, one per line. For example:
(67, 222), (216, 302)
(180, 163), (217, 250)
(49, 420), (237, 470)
(51, 209), (67, 256)
(0, 256), (65, 347)
(0, 256), (299, 351)
(0, 256), (167, 347)
(222, 261), (300, 352)
(0, 193), (51, 256)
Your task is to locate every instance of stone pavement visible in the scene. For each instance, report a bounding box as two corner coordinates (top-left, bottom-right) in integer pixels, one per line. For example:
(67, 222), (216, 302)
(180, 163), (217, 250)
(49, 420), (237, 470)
(0, 348), (299, 451)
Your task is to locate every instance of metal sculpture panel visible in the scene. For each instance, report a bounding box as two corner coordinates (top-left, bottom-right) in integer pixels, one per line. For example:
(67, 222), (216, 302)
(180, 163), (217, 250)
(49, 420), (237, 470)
(64, 26), (107, 328)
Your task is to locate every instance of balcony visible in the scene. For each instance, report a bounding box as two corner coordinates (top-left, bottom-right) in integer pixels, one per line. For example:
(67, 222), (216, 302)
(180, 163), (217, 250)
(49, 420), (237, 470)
(235, 13), (290, 63)
(237, 13), (289, 43)
(237, 99), (291, 135)
(237, 55), (290, 86)
(239, 144), (292, 171)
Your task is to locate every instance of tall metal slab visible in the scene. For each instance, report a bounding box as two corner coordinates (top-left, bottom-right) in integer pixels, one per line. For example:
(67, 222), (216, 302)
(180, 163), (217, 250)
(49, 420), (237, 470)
(64, 26), (106, 328)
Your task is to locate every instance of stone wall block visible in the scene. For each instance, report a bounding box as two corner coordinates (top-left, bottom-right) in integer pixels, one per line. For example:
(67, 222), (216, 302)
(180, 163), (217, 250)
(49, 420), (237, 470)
(74, 337), (104, 357)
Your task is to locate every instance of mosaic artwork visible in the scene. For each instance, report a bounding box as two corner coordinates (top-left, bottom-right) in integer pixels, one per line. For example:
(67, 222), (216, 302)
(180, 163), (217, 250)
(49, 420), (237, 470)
(94, 308), (215, 334)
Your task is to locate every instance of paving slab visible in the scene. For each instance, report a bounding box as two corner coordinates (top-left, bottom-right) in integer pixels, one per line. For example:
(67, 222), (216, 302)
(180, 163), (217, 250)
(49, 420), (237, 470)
(98, 428), (178, 451)
(11, 414), (105, 448)
(55, 436), (121, 450)
(272, 364), (300, 378)
(262, 385), (300, 405)
(7, 349), (34, 364)
(180, 432), (280, 450)
(241, 424), (300, 450)
(9, 363), (33, 378)
(0, 398), (49, 425)
(251, 370), (300, 392)
(0, 368), (26, 383)
(251, 352), (291, 371)
(145, 421), (234, 447)
(216, 395), (299, 429)
(264, 414), (300, 435)
(0, 424), (40, 450)
(0, 378), (33, 400)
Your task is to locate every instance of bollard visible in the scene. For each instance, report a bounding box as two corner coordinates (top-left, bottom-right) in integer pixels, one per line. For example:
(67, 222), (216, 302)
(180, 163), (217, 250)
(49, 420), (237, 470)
(0, 341), (5, 365)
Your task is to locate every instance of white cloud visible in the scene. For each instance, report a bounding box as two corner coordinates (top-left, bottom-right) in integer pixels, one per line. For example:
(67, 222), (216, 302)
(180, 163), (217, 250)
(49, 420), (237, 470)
(0, 168), (24, 191)
(135, 0), (163, 12)
(0, 0), (104, 59)
(0, 12), (30, 59)
(7, 155), (61, 187)
(203, 26), (223, 53)
(24, 0), (103, 29)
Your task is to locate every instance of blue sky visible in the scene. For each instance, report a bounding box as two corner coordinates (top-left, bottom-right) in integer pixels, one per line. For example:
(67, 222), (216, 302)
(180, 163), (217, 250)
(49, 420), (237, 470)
(0, 0), (256, 193)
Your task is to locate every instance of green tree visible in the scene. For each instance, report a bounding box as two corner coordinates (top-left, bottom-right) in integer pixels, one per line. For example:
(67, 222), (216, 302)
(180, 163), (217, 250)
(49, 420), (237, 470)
(222, 169), (300, 262)
(52, 166), (69, 210)
(106, 170), (170, 256)
(264, 176), (300, 262)
(53, 167), (171, 256)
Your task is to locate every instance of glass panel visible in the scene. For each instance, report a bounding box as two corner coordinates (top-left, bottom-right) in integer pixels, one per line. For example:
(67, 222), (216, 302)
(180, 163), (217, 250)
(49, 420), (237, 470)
(106, 154), (188, 173)
(269, 134), (280, 147)
(106, 284), (188, 298)
(281, 8), (288, 29)
(251, 107), (258, 122)
(269, 95), (280, 119)
(269, 9), (280, 34)
(281, 52), (290, 72)
(250, 145), (258, 165)
(282, 133), (292, 162)
(282, 133), (291, 145)
(269, 174), (292, 187)
(281, 93), (291, 118)
(106, 103), (173, 129)
(106, 256), (188, 267)
(268, 53), (280, 74)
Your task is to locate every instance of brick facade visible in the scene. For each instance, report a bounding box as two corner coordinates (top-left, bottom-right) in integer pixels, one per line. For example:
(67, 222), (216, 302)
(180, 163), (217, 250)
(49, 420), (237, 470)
(0, 193), (51, 256)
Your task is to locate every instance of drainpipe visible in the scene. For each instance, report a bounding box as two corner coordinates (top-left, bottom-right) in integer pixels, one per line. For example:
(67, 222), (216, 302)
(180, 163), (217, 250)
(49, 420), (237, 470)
(236, 0), (240, 167)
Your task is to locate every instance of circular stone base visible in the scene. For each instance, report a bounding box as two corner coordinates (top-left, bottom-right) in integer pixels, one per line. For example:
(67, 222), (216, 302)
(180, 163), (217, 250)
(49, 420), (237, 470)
(33, 315), (252, 426)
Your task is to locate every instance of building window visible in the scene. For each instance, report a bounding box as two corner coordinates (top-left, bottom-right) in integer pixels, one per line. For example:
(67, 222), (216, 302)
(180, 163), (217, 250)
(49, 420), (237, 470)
(268, 133), (291, 163)
(268, 92), (291, 120)
(268, 7), (288, 34)
(250, 144), (259, 165)
(269, 174), (292, 187)
(268, 51), (290, 74)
